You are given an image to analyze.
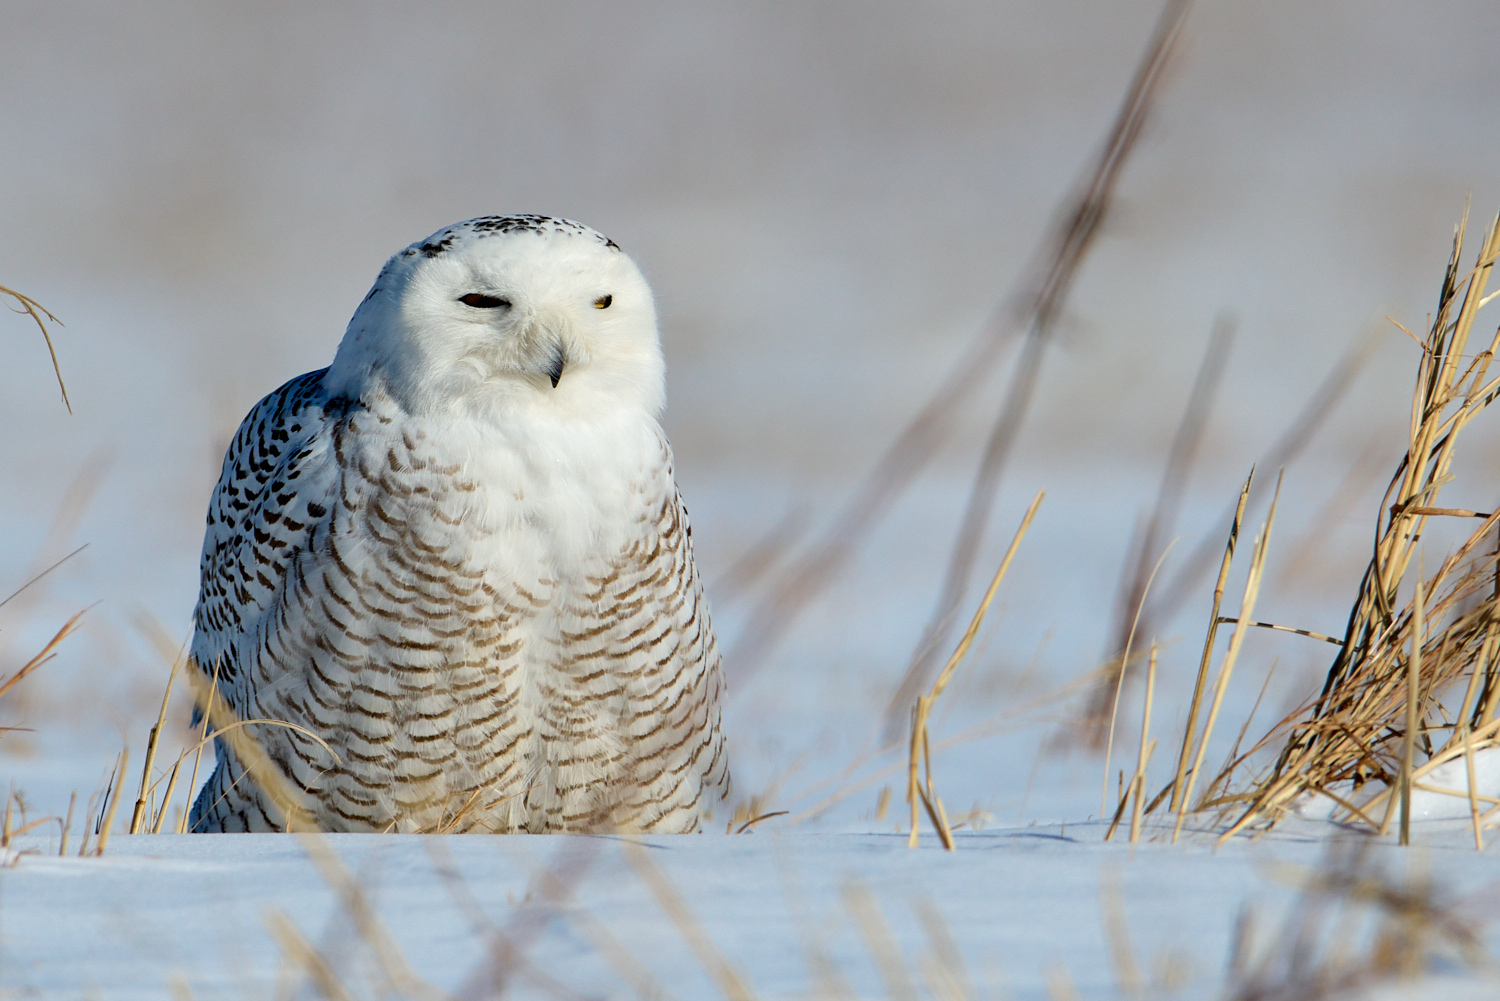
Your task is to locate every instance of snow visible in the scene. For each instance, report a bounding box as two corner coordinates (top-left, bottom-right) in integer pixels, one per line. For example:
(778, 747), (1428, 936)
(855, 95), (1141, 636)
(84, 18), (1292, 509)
(3, 822), (1499, 1000)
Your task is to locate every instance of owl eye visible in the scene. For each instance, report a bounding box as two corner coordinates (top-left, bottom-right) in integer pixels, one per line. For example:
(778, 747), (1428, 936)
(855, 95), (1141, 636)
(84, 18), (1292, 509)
(594, 294), (613, 309)
(459, 293), (511, 308)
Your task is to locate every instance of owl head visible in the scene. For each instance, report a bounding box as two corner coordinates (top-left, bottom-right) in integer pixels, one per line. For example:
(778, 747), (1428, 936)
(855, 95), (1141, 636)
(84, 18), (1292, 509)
(326, 215), (665, 420)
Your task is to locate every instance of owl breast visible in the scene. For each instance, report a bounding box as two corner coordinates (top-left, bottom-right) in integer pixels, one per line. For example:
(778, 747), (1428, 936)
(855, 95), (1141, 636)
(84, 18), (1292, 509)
(192, 384), (729, 833)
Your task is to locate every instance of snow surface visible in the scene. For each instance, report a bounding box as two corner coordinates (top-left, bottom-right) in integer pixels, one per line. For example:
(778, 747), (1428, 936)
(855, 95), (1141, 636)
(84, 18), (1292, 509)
(4, 821), (1500, 1000)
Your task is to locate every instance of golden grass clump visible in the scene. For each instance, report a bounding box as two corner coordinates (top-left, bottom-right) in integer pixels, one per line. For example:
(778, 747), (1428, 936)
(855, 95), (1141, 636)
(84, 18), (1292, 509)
(1192, 210), (1500, 842)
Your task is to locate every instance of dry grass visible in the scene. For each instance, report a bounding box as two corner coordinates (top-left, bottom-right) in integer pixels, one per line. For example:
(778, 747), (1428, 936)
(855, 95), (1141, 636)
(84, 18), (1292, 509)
(905, 491), (1042, 850)
(3, 724), (129, 858)
(0, 294), (123, 855)
(1225, 837), (1490, 1000)
(0, 603), (122, 864)
(891, 0), (1190, 736)
(0, 600), (93, 854)
(1171, 210), (1500, 842)
(1085, 316), (1235, 746)
(0, 609), (86, 712)
(2, 282), (69, 412)
(1079, 329), (1377, 749)
(1074, 209), (1500, 848)
(722, 0), (1194, 720)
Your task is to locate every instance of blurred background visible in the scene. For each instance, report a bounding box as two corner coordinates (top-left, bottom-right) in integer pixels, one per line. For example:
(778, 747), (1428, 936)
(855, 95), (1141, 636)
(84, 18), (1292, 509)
(3, 0), (1500, 827)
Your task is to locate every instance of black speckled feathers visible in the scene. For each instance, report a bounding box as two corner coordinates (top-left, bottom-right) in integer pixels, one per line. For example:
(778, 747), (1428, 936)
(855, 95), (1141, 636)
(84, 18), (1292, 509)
(410, 215), (621, 260)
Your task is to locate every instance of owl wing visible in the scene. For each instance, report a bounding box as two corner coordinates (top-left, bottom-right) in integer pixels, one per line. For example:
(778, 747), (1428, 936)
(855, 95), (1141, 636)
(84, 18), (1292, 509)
(190, 369), (343, 726)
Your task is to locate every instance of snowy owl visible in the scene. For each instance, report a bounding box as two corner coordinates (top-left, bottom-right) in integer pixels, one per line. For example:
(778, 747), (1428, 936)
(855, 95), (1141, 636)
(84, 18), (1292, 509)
(187, 215), (729, 833)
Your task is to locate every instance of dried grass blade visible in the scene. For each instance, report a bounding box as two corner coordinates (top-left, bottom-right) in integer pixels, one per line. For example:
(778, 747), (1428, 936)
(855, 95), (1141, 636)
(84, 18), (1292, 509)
(933, 490), (1043, 701)
(0, 283), (69, 412)
(180, 659), (219, 833)
(913, 898), (973, 1001)
(624, 842), (757, 1001)
(731, 0), (1194, 698)
(0, 544), (87, 614)
(916, 783), (955, 851)
(152, 757), (183, 835)
(1147, 332), (1375, 632)
(1185, 472), (1281, 844)
(1102, 539), (1175, 818)
(1214, 618), (1341, 646)
(185, 662), (320, 832)
(131, 643), (184, 834)
(1400, 572), (1423, 846)
(1086, 317), (1234, 741)
(1101, 869), (1144, 999)
(265, 908), (355, 1001)
(843, 880), (921, 1001)
(908, 492), (1042, 848)
(1464, 726), (1483, 851)
(1129, 646), (1158, 843)
(890, 0), (1193, 727)
(94, 747), (128, 855)
(59, 791), (76, 857)
(297, 832), (443, 999)
(0, 609), (87, 702)
(1170, 470), (1252, 813)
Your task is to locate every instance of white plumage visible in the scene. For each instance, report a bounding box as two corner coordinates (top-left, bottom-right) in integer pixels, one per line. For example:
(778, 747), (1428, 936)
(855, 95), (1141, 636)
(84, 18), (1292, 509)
(188, 216), (729, 833)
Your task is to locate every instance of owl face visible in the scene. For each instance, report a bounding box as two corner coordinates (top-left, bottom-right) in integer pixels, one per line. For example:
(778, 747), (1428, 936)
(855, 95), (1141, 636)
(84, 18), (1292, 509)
(328, 217), (666, 420)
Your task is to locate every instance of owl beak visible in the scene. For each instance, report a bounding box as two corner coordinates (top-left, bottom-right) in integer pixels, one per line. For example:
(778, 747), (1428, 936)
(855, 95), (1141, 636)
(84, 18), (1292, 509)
(527, 311), (572, 389)
(544, 343), (566, 388)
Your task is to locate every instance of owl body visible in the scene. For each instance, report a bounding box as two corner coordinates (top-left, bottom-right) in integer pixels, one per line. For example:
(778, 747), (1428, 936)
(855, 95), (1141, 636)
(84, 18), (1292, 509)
(189, 217), (728, 833)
